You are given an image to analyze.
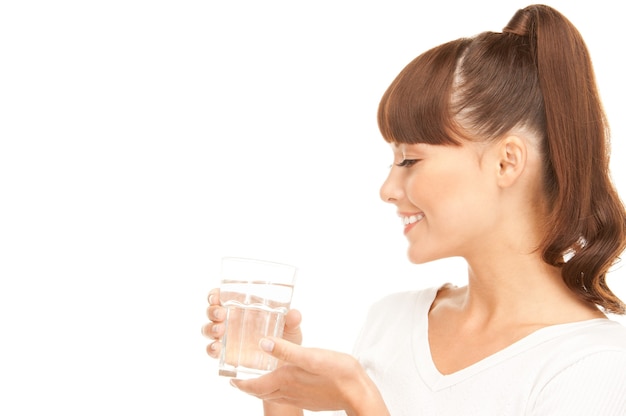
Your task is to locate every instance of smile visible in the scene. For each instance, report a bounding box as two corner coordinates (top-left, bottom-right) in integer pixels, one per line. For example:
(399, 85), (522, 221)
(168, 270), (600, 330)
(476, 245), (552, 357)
(401, 214), (424, 225)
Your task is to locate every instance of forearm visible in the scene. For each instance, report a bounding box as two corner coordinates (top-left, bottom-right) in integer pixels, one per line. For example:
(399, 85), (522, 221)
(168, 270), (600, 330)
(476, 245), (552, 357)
(263, 401), (304, 416)
(345, 370), (390, 416)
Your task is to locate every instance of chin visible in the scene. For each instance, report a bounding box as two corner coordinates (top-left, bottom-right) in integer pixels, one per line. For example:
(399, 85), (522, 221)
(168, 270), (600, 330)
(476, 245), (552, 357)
(407, 246), (450, 265)
(407, 250), (435, 265)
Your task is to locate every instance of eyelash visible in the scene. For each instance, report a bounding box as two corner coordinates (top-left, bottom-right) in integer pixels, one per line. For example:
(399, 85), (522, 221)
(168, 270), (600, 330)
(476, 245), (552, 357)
(395, 159), (420, 168)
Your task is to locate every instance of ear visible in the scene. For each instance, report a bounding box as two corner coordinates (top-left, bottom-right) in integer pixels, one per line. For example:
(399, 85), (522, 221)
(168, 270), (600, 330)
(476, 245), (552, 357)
(496, 135), (527, 188)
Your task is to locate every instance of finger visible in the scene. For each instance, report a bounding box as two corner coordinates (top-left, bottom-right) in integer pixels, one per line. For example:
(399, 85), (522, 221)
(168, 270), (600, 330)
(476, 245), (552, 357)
(231, 364), (307, 400)
(284, 309), (302, 332)
(282, 309), (303, 344)
(258, 337), (323, 373)
(200, 322), (224, 340)
(230, 367), (285, 396)
(208, 288), (221, 305)
(206, 340), (222, 358)
(207, 304), (226, 322)
(231, 380), (278, 399)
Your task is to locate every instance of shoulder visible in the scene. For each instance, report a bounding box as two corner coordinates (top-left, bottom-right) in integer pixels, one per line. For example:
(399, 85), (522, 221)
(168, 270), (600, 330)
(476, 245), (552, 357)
(367, 284), (442, 315)
(530, 319), (626, 373)
(553, 319), (626, 352)
(527, 319), (626, 405)
(351, 286), (441, 356)
(355, 285), (441, 339)
(530, 343), (626, 415)
(588, 318), (626, 345)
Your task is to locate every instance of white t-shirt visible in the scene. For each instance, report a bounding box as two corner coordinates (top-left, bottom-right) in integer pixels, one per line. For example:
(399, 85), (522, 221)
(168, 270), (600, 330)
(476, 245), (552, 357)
(335, 286), (626, 415)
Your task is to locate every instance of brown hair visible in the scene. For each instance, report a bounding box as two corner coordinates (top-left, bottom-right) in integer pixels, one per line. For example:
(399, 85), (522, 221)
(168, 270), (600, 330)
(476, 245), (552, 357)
(378, 5), (626, 314)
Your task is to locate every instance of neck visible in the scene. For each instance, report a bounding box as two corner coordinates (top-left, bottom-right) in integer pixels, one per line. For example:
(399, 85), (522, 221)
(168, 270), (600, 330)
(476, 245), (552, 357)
(458, 251), (604, 327)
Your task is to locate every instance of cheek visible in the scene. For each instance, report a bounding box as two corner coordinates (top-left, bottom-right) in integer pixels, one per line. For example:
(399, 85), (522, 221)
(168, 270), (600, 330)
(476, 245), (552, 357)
(406, 168), (468, 208)
(406, 167), (490, 224)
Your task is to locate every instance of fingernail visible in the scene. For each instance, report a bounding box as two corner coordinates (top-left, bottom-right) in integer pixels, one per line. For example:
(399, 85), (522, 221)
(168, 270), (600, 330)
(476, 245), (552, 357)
(208, 294), (215, 304)
(259, 338), (275, 352)
(214, 309), (224, 320)
(230, 379), (239, 389)
(211, 324), (221, 334)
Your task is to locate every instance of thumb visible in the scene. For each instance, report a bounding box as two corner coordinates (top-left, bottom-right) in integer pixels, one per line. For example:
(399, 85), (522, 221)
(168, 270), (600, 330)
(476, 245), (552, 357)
(259, 337), (317, 372)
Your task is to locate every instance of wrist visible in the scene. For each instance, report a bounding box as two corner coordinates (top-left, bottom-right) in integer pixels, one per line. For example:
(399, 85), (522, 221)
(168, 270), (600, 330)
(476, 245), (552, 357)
(263, 401), (303, 416)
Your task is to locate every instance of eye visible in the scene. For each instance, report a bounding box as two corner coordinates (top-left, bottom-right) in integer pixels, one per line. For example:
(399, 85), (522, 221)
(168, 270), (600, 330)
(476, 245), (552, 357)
(395, 159), (420, 168)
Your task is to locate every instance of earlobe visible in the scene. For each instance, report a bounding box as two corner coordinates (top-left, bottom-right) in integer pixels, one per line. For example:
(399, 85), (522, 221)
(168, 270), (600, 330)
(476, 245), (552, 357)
(497, 136), (527, 188)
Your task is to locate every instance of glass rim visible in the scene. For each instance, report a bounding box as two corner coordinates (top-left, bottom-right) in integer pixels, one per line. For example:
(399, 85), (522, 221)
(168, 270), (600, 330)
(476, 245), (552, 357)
(220, 256), (298, 285)
(221, 256), (297, 270)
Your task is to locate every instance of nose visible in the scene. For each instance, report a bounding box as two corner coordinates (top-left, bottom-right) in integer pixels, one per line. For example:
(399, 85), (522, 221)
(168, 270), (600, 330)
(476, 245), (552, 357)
(379, 168), (403, 204)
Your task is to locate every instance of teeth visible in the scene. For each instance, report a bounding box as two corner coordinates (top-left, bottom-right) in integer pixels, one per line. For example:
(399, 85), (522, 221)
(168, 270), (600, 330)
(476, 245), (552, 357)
(402, 214), (424, 225)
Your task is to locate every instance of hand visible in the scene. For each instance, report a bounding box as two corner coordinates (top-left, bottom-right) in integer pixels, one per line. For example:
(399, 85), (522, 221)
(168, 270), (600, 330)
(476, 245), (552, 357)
(231, 338), (390, 416)
(201, 289), (304, 359)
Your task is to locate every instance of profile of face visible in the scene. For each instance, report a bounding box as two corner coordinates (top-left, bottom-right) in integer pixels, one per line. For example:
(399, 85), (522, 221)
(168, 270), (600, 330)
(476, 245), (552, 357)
(380, 131), (543, 265)
(379, 140), (497, 264)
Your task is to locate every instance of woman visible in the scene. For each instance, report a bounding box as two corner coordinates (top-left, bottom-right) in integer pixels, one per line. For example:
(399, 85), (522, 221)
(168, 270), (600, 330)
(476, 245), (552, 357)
(203, 4), (626, 415)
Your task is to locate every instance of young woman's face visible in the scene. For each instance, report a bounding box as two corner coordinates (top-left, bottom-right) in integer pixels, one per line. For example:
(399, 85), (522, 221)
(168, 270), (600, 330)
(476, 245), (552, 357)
(380, 142), (501, 264)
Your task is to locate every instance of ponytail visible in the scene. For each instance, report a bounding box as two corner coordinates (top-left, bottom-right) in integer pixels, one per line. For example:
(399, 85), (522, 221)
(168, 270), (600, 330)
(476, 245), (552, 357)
(505, 5), (626, 313)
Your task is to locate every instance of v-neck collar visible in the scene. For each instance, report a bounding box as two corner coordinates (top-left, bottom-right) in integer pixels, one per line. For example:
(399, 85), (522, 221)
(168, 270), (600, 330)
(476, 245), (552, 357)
(412, 285), (609, 391)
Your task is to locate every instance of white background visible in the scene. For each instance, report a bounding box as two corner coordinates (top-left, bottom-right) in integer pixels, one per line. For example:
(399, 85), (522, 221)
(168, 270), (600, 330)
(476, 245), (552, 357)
(1, 0), (624, 414)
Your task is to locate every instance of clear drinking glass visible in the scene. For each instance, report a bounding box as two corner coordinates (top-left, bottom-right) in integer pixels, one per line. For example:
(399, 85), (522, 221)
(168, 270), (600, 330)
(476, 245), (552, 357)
(218, 257), (297, 379)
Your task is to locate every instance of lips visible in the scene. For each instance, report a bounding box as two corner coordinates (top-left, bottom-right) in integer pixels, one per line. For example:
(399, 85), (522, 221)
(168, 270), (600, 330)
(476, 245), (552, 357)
(398, 212), (424, 234)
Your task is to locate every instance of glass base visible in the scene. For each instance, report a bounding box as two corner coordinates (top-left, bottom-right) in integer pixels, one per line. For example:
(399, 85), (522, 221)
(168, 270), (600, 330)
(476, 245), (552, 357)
(219, 366), (271, 379)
